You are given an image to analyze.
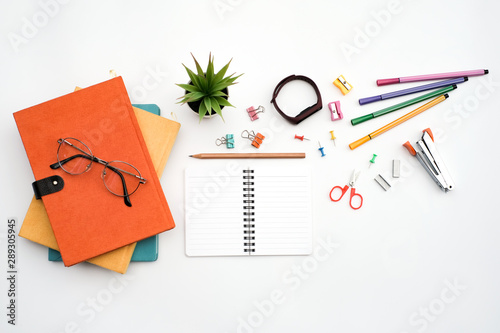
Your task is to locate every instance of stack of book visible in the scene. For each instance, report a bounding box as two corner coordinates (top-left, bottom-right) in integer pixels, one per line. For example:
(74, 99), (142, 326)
(13, 77), (180, 273)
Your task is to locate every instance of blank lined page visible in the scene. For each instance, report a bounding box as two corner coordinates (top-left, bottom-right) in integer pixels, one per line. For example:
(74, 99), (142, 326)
(185, 167), (312, 257)
(185, 168), (244, 256)
(252, 168), (312, 255)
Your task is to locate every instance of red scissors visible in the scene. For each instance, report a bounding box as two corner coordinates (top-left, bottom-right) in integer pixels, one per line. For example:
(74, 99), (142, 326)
(329, 170), (363, 210)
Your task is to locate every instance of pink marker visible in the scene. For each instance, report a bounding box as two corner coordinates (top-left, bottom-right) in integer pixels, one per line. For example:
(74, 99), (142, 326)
(377, 69), (488, 86)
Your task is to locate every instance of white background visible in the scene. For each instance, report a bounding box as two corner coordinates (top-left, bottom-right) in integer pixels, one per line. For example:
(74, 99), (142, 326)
(1, 0), (500, 332)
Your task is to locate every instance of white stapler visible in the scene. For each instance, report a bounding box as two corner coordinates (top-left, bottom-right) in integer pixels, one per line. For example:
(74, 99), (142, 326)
(403, 128), (455, 192)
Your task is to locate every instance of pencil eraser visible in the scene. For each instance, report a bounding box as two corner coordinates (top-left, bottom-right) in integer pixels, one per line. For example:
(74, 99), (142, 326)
(377, 78), (399, 86)
(359, 96), (381, 105)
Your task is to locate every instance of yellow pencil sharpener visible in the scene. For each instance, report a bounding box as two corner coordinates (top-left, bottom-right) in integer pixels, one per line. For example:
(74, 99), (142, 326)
(333, 75), (353, 95)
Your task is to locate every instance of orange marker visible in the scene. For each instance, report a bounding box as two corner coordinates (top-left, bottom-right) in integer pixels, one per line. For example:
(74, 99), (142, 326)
(349, 94), (449, 150)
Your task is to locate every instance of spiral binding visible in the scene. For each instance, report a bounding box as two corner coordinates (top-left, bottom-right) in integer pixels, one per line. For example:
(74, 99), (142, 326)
(243, 169), (256, 253)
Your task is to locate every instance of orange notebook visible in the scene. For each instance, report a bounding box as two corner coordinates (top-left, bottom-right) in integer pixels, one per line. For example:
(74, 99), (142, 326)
(18, 105), (180, 273)
(13, 77), (175, 266)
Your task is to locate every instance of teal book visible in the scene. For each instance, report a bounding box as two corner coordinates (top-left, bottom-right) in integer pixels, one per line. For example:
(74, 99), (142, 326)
(48, 104), (161, 263)
(49, 235), (159, 262)
(132, 104), (160, 115)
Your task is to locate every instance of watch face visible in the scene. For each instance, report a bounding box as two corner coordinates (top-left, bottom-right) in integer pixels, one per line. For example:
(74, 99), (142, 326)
(271, 75), (322, 124)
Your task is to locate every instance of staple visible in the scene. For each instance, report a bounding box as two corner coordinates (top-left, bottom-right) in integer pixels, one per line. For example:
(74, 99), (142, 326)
(392, 159), (400, 178)
(374, 174), (391, 191)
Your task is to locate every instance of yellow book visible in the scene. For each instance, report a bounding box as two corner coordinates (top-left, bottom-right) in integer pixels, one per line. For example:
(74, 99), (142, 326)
(19, 103), (180, 273)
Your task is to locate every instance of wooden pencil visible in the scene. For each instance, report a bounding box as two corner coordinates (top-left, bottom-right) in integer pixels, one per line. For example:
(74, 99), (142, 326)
(189, 153), (306, 159)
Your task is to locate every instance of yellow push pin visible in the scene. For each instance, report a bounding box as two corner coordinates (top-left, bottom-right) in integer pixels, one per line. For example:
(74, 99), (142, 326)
(329, 130), (336, 147)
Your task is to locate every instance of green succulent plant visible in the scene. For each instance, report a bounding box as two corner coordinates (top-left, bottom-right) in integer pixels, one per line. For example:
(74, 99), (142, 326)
(176, 53), (243, 122)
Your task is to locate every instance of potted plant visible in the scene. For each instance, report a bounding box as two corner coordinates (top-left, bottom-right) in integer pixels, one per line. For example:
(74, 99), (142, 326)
(176, 53), (242, 122)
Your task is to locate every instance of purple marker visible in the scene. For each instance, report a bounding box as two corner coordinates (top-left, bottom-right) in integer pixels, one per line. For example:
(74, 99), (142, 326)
(377, 69), (488, 86)
(359, 77), (467, 105)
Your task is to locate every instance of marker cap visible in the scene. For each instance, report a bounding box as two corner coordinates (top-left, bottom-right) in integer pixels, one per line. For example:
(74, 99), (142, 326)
(351, 114), (374, 126)
(359, 96), (382, 105)
(377, 78), (399, 86)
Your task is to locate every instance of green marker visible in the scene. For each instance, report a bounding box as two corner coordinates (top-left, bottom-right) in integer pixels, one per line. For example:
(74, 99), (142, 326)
(351, 84), (457, 126)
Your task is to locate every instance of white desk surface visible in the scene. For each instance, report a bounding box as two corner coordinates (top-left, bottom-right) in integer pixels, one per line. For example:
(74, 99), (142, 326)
(1, 0), (500, 332)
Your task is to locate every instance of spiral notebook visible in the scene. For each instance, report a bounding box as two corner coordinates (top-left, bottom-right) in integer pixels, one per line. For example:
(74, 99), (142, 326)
(185, 167), (312, 256)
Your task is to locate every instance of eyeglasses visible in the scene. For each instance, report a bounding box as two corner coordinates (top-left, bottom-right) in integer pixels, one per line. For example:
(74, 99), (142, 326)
(49, 138), (147, 207)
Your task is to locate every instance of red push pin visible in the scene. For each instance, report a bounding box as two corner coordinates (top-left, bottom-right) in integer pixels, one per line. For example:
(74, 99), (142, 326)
(294, 134), (310, 141)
